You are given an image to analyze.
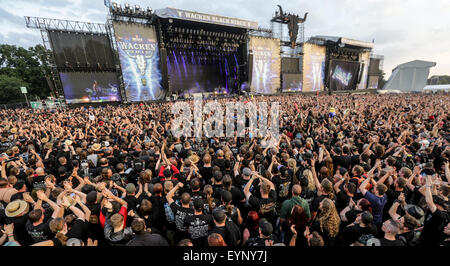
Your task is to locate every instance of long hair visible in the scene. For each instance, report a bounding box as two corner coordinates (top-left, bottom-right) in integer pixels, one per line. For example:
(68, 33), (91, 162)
(208, 233), (227, 246)
(288, 205), (308, 236)
(317, 198), (340, 238)
(303, 169), (316, 191)
(203, 184), (215, 212)
(287, 158), (297, 176)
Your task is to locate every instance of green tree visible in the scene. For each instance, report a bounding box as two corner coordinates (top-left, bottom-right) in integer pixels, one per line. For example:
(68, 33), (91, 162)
(0, 74), (29, 103)
(0, 44), (52, 103)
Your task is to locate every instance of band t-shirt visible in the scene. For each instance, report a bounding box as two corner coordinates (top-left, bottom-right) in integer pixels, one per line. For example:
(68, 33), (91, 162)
(25, 218), (54, 244)
(184, 213), (213, 246)
(170, 202), (194, 232)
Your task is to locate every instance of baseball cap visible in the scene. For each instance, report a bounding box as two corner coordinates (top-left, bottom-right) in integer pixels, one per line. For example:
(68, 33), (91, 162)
(259, 219), (273, 237)
(242, 167), (252, 177)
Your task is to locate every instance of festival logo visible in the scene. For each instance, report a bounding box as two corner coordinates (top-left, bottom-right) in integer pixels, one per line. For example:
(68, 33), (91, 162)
(114, 23), (163, 102)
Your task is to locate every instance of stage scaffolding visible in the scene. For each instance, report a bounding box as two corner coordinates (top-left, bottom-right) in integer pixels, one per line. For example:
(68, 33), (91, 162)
(24, 16), (110, 99)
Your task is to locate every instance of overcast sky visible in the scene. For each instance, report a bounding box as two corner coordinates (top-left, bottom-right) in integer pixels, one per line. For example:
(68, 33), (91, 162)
(1, 0), (449, 78)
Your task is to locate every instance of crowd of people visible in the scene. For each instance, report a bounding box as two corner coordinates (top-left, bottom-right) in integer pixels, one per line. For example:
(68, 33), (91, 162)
(0, 93), (449, 247)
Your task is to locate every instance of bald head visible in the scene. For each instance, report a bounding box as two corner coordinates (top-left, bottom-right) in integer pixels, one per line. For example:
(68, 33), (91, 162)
(292, 184), (302, 196)
(35, 167), (45, 176)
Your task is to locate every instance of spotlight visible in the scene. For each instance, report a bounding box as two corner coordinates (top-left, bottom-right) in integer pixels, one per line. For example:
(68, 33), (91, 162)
(125, 3), (130, 9)
(135, 5), (140, 11)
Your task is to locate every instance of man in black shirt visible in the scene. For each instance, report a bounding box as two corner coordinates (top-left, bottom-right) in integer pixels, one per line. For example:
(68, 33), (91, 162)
(244, 172), (277, 226)
(244, 218), (280, 246)
(184, 198), (213, 247)
(166, 182), (194, 243)
(379, 218), (405, 246)
(126, 218), (169, 246)
(26, 190), (60, 244)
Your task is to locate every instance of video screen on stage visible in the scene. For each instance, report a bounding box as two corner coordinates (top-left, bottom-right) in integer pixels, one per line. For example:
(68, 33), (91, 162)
(329, 60), (361, 91)
(249, 36), (281, 94)
(113, 22), (163, 102)
(48, 31), (115, 69)
(302, 43), (326, 92)
(282, 73), (302, 92)
(167, 51), (237, 96)
(59, 72), (121, 104)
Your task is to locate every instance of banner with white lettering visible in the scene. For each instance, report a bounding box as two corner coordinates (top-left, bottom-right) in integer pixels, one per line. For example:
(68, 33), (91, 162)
(155, 8), (258, 30)
(302, 43), (326, 92)
(113, 22), (163, 101)
(249, 36), (281, 94)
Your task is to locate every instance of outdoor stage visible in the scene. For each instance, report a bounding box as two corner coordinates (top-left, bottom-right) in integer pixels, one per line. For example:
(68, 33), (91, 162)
(24, 2), (382, 105)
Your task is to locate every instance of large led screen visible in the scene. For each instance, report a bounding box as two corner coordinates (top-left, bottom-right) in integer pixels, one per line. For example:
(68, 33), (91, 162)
(249, 36), (280, 94)
(60, 72), (121, 104)
(48, 31), (115, 69)
(113, 22), (163, 101)
(329, 60), (361, 91)
(302, 43), (326, 92)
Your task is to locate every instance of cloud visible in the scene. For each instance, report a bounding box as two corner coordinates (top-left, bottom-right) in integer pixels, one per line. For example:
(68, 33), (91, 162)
(1, 0), (448, 76)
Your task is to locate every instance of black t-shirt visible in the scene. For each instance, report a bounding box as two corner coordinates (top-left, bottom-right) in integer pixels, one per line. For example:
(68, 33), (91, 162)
(311, 194), (327, 214)
(341, 223), (378, 246)
(248, 190), (277, 225)
(184, 214), (213, 246)
(66, 218), (89, 241)
(126, 232), (169, 246)
(170, 202), (194, 231)
(384, 187), (409, 222)
(25, 218), (54, 244)
(419, 210), (449, 247)
(199, 166), (213, 183)
(244, 235), (280, 246)
(335, 187), (352, 213)
(0, 209), (33, 246)
(271, 175), (293, 204)
(124, 195), (139, 212)
(379, 237), (405, 246)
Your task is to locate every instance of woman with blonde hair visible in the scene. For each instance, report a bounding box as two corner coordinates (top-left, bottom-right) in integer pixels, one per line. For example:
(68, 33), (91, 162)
(310, 198), (340, 246)
(287, 158), (298, 183)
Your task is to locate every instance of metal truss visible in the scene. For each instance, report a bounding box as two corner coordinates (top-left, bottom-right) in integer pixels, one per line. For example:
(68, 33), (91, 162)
(24, 16), (107, 34)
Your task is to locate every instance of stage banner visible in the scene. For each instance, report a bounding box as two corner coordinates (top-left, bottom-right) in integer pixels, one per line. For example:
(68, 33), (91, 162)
(113, 22), (163, 102)
(249, 36), (281, 94)
(357, 51), (370, 90)
(302, 43), (326, 92)
(329, 60), (361, 91)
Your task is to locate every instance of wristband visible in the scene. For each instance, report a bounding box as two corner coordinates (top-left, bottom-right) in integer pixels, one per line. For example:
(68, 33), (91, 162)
(7, 234), (14, 237)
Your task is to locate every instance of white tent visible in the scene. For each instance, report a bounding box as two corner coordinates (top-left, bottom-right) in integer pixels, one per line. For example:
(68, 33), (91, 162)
(423, 84), (450, 93)
(382, 60), (436, 92)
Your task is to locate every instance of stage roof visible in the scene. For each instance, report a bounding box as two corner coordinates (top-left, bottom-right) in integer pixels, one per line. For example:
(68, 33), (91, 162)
(308, 35), (374, 49)
(154, 7), (259, 30)
(393, 60), (436, 71)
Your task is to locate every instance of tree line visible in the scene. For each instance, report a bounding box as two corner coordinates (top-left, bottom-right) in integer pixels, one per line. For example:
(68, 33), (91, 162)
(0, 44), (52, 104)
